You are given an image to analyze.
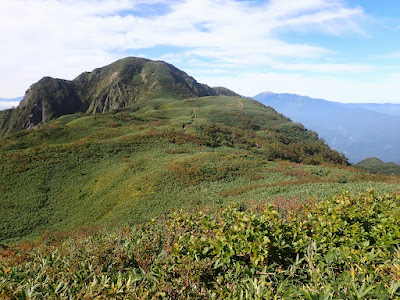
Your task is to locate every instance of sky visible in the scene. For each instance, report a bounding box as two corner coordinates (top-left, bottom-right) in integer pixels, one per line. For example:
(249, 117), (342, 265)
(1, 0), (400, 108)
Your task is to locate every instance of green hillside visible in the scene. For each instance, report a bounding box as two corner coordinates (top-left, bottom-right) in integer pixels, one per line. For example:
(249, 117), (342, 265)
(1, 95), (399, 243)
(357, 157), (400, 176)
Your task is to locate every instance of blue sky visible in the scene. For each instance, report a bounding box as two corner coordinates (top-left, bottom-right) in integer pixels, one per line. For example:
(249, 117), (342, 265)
(1, 0), (400, 108)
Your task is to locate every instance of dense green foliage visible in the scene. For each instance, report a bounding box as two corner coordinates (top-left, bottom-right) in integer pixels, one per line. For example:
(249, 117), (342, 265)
(357, 157), (400, 176)
(1, 190), (400, 299)
(2, 96), (398, 242)
(0, 108), (19, 138)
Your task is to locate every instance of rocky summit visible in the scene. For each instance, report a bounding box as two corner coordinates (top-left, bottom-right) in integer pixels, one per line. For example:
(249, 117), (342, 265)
(0, 57), (237, 137)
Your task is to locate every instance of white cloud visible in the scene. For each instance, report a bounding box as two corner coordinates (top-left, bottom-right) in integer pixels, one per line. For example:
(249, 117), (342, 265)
(269, 61), (378, 73)
(0, 101), (21, 110)
(0, 0), (372, 100)
(263, 0), (365, 34)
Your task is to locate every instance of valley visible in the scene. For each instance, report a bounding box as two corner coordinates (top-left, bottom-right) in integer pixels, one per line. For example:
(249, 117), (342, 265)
(253, 92), (400, 164)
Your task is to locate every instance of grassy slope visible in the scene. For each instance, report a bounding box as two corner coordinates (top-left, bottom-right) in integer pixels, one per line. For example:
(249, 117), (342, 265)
(1, 96), (399, 242)
(0, 108), (19, 138)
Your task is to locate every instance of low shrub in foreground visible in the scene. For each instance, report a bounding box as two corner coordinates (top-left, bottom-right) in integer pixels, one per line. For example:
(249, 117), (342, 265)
(1, 190), (400, 299)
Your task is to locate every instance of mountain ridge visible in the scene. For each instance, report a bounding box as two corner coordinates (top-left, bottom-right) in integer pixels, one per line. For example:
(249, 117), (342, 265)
(253, 91), (400, 164)
(0, 57), (237, 137)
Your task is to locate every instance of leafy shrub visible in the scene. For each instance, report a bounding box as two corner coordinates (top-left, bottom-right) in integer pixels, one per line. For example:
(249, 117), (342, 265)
(1, 190), (400, 298)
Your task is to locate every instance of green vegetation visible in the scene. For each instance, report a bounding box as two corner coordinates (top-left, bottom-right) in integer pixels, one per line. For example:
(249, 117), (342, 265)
(357, 157), (400, 176)
(8, 95), (397, 242)
(0, 108), (19, 138)
(1, 57), (399, 298)
(1, 190), (400, 298)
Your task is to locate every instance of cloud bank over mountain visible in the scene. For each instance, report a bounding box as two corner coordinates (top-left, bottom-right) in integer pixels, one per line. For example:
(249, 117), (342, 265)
(0, 98), (22, 110)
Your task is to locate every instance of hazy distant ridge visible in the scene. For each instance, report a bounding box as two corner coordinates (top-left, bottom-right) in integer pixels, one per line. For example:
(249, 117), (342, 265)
(345, 102), (400, 117)
(253, 92), (400, 164)
(0, 97), (23, 101)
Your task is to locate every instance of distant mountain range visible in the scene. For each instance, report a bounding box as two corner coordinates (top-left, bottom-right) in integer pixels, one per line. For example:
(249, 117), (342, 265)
(0, 97), (23, 101)
(253, 92), (400, 164)
(346, 103), (400, 117)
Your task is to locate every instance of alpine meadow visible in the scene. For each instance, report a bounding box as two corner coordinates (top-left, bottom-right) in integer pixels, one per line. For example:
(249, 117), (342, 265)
(1, 57), (400, 299)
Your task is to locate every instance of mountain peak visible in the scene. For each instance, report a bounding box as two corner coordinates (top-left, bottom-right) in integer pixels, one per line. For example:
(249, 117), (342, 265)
(0, 57), (238, 137)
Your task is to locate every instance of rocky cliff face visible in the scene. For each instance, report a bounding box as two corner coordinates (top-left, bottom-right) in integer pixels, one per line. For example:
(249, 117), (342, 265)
(0, 57), (238, 136)
(18, 77), (83, 128)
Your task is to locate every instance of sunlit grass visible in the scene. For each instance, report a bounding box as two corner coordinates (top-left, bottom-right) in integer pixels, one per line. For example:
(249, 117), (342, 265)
(0, 96), (398, 243)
